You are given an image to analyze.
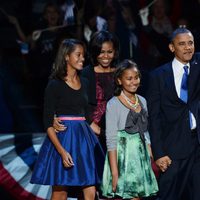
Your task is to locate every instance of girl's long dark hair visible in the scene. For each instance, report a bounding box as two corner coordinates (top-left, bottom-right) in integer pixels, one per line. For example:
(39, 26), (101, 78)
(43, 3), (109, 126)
(50, 38), (85, 80)
(114, 59), (141, 96)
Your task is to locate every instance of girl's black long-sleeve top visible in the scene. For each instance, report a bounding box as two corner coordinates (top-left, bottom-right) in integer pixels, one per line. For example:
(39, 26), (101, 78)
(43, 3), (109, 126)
(43, 78), (88, 130)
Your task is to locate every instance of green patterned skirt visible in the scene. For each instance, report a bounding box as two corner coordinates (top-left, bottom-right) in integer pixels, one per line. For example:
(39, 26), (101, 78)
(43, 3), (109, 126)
(101, 131), (158, 199)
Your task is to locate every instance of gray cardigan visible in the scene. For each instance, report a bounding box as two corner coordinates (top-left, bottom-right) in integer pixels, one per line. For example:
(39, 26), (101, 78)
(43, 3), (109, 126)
(105, 95), (150, 151)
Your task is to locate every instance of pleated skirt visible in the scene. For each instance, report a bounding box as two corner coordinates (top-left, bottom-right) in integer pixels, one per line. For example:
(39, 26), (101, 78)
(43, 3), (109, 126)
(30, 116), (105, 186)
(101, 131), (158, 199)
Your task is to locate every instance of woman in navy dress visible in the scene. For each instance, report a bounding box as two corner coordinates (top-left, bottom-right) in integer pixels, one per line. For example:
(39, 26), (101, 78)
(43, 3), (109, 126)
(30, 38), (104, 200)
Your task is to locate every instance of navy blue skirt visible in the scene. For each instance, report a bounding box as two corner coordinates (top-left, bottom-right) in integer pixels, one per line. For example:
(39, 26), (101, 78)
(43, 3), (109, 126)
(30, 116), (105, 186)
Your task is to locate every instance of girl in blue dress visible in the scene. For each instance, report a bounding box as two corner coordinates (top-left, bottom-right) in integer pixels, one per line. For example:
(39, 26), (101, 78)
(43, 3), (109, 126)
(30, 38), (104, 200)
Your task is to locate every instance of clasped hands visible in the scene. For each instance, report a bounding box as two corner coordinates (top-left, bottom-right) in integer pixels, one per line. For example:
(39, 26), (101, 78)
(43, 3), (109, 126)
(155, 156), (172, 172)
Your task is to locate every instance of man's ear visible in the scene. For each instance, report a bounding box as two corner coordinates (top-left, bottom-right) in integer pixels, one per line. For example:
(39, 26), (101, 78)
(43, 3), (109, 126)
(169, 43), (174, 53)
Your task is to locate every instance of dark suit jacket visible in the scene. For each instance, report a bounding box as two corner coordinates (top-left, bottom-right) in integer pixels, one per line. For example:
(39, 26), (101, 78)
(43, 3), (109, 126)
(147, 53), (200, 160)
(81, 65), (97, 105)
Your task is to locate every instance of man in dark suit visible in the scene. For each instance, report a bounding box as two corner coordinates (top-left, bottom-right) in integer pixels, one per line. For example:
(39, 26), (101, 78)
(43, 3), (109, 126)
(147, 27), (200, 200)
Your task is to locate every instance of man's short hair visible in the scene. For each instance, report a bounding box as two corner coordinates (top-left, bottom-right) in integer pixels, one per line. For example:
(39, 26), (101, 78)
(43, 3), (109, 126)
(170, 28), (192, 43)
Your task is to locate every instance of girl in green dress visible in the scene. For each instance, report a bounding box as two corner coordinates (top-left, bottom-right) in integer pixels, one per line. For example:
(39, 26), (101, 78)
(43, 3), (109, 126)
(101, 59), (158, 199)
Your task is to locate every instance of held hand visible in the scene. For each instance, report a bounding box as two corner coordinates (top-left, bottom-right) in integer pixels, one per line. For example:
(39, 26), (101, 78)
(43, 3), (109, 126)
(53, 117), (67, 133)
(61, 150), (74, 168)
(112, 172), (118, 193)
(155, 156), (172, 172)
(90, 121), (101, 135)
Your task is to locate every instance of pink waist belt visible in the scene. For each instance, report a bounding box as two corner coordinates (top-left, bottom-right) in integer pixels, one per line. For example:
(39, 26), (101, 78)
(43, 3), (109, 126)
(58, 116), (86, 121)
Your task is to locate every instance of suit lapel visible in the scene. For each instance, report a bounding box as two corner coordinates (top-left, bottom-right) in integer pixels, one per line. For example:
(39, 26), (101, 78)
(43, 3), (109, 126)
(189, 58), (200, 96)
(163, 63), (180, 100)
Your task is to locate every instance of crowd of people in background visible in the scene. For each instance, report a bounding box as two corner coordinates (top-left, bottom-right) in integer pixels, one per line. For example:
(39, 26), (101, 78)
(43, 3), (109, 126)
(1, 0), (200, 133)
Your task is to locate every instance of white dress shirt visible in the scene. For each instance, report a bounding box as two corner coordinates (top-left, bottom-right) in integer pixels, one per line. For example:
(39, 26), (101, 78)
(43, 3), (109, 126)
(172, 58), (196, 129)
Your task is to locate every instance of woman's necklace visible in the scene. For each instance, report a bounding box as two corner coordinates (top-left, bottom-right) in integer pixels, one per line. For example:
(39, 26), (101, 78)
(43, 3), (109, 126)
(121, 91), (139, 109)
